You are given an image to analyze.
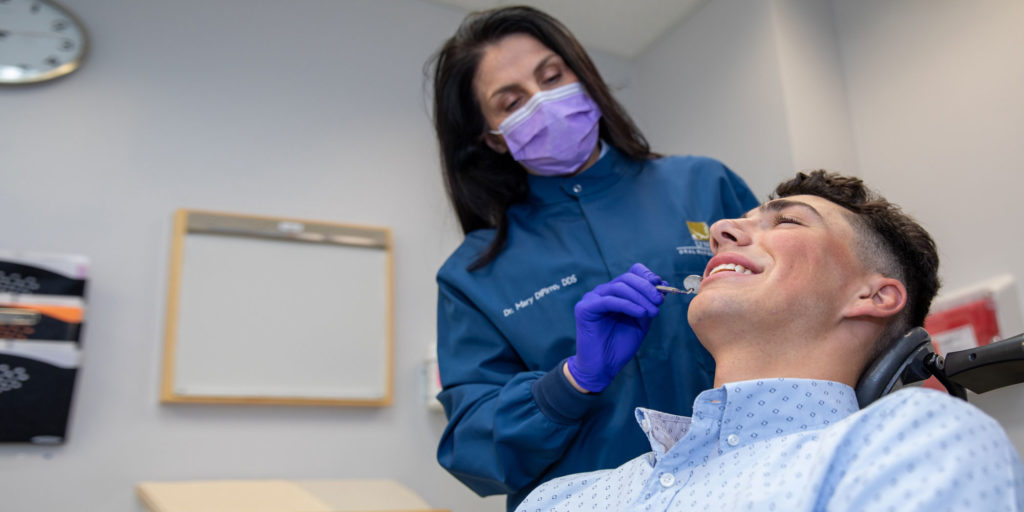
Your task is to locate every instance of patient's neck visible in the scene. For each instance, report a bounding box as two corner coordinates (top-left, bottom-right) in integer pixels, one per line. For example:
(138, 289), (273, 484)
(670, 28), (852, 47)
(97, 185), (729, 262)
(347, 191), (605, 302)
(705, 332), (863, 390)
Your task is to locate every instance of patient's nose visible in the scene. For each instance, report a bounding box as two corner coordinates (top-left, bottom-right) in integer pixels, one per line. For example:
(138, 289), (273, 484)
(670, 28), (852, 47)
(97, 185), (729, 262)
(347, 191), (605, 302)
(709, 218), (751, 253)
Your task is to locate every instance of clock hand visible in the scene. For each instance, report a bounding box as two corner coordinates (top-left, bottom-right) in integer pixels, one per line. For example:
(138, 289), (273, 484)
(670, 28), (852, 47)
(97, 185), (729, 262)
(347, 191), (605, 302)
(0, 30), (70, 39)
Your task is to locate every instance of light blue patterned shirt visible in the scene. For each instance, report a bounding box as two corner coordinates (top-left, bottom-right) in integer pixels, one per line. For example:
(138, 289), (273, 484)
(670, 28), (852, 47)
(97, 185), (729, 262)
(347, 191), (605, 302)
(516, 378), (1024, 511)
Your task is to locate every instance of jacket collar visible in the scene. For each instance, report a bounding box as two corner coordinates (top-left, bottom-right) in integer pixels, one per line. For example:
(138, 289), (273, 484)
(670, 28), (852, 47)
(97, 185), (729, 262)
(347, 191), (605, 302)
(524, 143), (635, 205)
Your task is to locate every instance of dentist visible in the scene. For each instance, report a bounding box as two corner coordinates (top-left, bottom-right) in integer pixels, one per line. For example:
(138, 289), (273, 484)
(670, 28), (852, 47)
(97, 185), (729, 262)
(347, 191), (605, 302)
(427, 6), (758, 510)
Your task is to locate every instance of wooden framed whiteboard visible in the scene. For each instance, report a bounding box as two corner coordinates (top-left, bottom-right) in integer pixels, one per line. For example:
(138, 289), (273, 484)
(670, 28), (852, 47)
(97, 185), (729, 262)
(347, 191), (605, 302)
(161, 210), (393, 406)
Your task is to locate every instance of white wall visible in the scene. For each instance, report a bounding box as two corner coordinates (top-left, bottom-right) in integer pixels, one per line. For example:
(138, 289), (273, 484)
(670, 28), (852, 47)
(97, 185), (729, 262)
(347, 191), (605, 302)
(627, 0), (857, 199)
(769, 0), (858, 176)
(0, 1), (501, 510)
(629, 0), (792, 198)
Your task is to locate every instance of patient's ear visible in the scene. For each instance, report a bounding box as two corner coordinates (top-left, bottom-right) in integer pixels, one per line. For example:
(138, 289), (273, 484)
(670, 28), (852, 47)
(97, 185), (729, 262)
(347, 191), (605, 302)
(844, 275), (907, 320)
(483, 131), (509, 154)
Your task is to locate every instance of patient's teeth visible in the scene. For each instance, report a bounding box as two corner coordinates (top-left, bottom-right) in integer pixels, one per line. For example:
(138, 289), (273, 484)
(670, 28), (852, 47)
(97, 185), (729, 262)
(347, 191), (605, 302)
(709, 263), (755, 276)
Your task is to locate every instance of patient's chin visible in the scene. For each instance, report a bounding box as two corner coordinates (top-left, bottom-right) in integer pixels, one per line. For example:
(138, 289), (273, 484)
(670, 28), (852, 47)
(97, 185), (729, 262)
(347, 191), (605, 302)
(688, 292), (744, 337)
(687, 295), (718, 331)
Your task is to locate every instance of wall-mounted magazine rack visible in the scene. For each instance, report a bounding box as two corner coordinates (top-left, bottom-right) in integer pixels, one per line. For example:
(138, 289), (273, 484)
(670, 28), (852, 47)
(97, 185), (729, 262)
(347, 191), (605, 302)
(0, 251), (89, 444)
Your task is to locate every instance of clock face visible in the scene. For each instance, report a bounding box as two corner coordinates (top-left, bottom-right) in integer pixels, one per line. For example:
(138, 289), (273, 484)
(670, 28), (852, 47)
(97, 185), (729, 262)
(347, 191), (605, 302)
(0, 0), (88, 84)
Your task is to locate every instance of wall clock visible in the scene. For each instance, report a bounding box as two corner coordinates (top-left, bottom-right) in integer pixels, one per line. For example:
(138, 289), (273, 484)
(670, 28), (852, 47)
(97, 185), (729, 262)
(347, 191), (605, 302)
(0, 0), (88, 85)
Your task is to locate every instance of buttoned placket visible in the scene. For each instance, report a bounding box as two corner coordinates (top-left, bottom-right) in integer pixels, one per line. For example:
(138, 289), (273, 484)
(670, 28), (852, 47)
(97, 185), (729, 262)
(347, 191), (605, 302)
(633, 410), (713, 506)
(656, 391), (731, 495)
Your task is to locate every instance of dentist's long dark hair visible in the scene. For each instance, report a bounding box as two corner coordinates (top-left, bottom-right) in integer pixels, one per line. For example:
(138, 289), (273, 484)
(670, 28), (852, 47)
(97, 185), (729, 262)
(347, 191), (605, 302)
(427, 5), (655, 270)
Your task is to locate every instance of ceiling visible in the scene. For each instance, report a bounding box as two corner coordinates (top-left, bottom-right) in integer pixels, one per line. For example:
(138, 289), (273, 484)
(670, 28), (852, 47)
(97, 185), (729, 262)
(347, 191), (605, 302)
(425, 0), (708, 59)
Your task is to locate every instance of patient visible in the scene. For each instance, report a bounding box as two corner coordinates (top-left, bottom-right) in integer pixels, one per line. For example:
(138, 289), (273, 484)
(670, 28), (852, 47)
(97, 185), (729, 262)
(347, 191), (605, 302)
(516, 171), (1024, 511)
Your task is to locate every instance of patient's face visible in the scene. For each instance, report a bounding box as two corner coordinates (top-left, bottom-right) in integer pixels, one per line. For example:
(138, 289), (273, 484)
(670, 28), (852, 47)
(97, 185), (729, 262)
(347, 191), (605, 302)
(688, 195), (869, 338)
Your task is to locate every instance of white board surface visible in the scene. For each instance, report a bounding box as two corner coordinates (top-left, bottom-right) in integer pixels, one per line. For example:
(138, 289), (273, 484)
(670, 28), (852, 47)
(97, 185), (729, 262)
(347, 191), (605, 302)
(163, 211), (392, 405)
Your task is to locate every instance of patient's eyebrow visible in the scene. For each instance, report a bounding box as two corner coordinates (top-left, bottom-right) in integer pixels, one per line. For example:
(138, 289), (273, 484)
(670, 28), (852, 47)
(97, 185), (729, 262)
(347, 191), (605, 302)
(742, 199), (824, 220)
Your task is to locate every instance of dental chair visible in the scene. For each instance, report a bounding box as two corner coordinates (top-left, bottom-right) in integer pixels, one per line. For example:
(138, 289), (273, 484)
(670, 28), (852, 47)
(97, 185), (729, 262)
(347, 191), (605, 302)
(855, 327), (1024, 407)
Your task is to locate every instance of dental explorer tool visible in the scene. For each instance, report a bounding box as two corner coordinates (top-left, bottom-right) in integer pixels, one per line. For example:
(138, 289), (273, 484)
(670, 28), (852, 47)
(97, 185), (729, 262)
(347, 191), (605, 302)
(655, 274), (702, 295)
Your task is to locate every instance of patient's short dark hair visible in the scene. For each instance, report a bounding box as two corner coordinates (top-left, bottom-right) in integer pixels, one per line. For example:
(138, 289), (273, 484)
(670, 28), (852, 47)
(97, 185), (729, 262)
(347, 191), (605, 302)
(771, 171), (940, 355)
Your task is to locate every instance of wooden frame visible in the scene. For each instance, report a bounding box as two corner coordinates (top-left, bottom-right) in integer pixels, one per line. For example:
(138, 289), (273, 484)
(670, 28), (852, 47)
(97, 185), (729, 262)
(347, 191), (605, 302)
(161, 209), (393, 406)
(137, 479), (450, 512)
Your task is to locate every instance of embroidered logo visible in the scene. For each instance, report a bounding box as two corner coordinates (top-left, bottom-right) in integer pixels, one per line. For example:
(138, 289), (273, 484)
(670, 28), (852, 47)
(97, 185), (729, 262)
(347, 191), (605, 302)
(677, 220), (713, 256)
(686, 221), (711, 242)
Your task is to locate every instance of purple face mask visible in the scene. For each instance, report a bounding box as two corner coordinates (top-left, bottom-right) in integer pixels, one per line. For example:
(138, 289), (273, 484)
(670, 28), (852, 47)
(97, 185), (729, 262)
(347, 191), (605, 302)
(490, 82), (602, 176)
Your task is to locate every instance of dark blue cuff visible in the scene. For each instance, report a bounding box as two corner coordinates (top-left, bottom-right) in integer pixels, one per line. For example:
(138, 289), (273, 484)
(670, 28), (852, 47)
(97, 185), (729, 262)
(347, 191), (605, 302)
(531, 361), (601, 425)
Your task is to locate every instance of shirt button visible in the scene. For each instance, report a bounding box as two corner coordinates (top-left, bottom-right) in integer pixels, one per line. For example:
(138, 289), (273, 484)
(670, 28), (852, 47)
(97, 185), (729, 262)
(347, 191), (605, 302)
(571, 184), (583, 194)
(640, 418), (651, 433)
(659, 473), (675, 487)
(726, 434), (740, 446)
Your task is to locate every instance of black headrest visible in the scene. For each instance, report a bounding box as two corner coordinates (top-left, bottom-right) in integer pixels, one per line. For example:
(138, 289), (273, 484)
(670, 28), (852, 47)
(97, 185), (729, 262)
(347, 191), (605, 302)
(855, 327), (934, 408)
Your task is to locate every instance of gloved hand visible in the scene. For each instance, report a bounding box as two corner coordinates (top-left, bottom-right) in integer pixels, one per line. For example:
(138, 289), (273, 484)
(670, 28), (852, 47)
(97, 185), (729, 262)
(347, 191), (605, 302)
(566, 263), (665, 393)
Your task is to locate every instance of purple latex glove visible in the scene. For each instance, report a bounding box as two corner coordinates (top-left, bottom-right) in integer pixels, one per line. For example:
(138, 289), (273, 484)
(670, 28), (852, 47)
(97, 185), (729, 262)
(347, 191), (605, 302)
(566, 263), (665, 393)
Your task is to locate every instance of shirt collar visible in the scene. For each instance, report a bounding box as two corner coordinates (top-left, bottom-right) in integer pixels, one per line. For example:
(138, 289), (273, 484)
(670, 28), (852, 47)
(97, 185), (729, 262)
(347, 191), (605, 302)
(635, 378), (860, 461)
(524, 142), (632, 204)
